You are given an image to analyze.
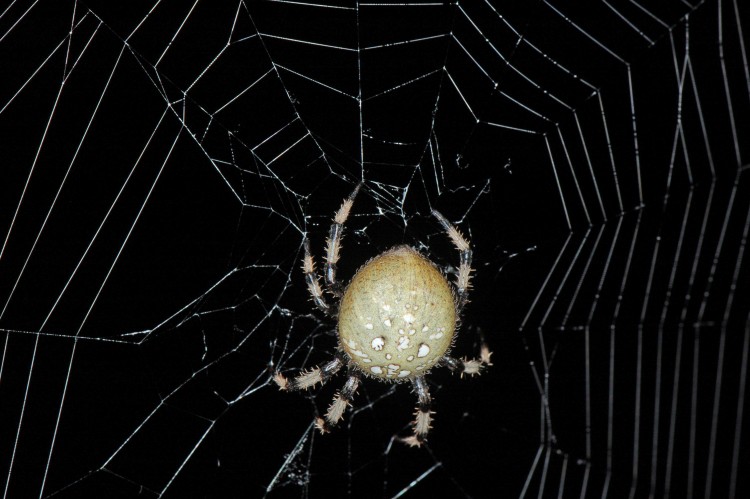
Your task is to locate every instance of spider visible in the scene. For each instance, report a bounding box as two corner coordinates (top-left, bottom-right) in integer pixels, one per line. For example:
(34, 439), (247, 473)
(274, 183), (492, 446)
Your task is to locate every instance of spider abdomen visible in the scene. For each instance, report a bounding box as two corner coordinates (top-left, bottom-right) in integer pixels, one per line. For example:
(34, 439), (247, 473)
(338, 245), (456, 380)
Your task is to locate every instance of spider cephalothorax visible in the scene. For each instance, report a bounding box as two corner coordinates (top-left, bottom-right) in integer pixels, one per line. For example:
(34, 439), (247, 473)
(274, 183), (491, 446)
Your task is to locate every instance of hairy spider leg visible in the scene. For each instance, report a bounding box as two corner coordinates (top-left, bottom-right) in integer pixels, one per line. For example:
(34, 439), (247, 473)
(442, 347), (493, 377)
(431, 209), (473, 312)
(324, 182), (362, 297)
(401, 376), (434, 447)
(302, 239), (330, 314)
(441, 328), (493, 377)
(315, 372), (361, 433)
(273, 353), (345, 391)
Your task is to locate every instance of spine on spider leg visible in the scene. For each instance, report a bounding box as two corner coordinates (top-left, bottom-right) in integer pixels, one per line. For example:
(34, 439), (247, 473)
(441, 354), (486, 378)
(431, 209), (473, 308)
(274, 354), (344, 391)
(456, 247), (473, 307)
(325, 223), (344, 295)
(403, 376), (433, 447)
(315, 373), (360, 434)
(324, 182), (363, 296)
(302, 239), (330, 312)
(476, 329), (493, 366)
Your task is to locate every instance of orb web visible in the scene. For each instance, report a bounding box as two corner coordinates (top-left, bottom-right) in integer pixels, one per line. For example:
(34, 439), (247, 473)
(0, 1), (748, 497)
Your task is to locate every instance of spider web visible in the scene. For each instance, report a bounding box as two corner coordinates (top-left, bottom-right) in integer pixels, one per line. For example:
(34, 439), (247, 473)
(1, 0), (748, 497)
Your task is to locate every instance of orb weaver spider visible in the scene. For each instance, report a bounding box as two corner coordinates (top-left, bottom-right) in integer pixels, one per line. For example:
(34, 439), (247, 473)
(274, 183), (491, 446)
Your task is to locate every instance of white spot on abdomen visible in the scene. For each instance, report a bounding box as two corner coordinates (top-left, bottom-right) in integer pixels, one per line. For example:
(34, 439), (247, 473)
(417, 343), (430, 358)
(370, 366), (383, 375)
(398, 370), (411, 378)
(397, 336), (410, 351)
(371, 337), (384, 350)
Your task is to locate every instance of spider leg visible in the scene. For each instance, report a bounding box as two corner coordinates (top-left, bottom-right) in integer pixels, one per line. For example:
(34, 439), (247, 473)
(302, 239), (331, 314)
(273, 353), (345, 391)
(401, 376), (434, 447)
(315, 372), (361, 433)
(441, 339), (493, 377)
(431, 210), (473, 311)
(325, 182), (362, 297)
